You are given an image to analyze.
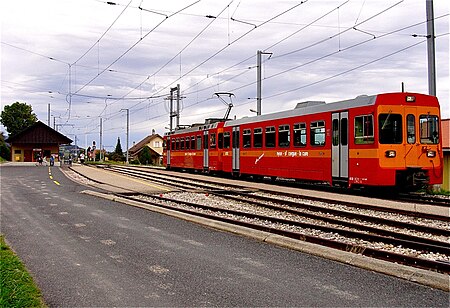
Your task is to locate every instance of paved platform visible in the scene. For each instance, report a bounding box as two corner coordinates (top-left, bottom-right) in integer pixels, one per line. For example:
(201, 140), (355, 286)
(66, 164), (172, 194)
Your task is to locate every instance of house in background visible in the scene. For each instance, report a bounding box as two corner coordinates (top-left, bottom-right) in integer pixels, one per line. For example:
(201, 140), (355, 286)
(128, 132), (163, 165)
(6, 121), (72, 162)
(441, 118), (449, 191)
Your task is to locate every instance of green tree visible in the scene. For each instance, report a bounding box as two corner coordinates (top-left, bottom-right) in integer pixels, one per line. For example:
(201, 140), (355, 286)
(110, 137), (124, 161)
(0, 102), (37, 137)
(139, 146), (152, 165)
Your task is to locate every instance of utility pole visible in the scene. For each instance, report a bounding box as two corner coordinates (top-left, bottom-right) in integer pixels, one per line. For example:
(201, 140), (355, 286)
(426, 0), (436, 96)
(120, 109), (129, 164)
(48, 104), (51, 126)
(256, 50), (272, 116)
(168, 85), (179, 132)
(176, 84), (180, 129)
(99, 118), (103, 162)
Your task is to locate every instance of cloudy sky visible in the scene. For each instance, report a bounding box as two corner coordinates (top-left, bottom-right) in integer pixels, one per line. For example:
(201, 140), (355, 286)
(1, 0), (449, 151)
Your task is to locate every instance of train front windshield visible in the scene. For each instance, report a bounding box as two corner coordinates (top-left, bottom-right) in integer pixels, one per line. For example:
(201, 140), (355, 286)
(378, 113), (439, 145)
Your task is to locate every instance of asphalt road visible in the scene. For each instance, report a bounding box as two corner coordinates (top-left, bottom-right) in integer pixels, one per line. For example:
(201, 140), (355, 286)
(1, 165), (448, 307)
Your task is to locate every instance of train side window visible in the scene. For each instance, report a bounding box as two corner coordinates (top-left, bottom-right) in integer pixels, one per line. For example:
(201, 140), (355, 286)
(310, 121), (325, 146)
(218, 133), (223, 149)
(265, 126), (276, 148)
(175, 138), (180, 150)
(196, 135), (202, 150)
(191, 136), (196, 150)
(278, 125), (290, 147)
(341, 118), (348, 146)
(180, 138), (185, 150)
(243, 129), (251, 148)
(332, 119), (339, 146)
(419, 115), (439, 144)
(379, 113), (402, 144)
(210, 133), (216, 149)
(185, 137), (190, 150)
(354, 115), (374, 144)
(293, 123), (306, 147)
(223, 132), (231, 149)
(407, 114), (416, 144)
(253, 128), (262, 148)
(203, 134), (209, 149)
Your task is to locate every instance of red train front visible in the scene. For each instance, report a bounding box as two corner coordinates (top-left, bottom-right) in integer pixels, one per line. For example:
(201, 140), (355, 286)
(163, 92), (443, 190)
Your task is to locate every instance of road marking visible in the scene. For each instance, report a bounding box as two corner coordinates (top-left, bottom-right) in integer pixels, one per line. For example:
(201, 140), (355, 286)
(53, 181), (60, 186)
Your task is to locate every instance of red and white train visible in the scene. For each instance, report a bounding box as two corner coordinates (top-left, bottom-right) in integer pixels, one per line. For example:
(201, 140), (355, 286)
(163, 92), (443, 190)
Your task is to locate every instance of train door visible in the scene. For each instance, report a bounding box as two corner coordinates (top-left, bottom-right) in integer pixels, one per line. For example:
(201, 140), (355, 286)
(332, 112), (349, 184)
(203, 130), (209, 171)
(232, 126), (240, 175)
(405, 107), (419, 167)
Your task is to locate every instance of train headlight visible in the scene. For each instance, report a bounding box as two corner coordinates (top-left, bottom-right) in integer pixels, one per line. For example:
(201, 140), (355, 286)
(427, 150), (436, 158)
(385, 150), (396, 158)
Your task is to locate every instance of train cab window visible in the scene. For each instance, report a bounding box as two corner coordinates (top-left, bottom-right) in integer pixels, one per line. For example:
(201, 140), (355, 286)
(278, 125), (290, 147)
(407, 114), (416, 144)
(163, 140), (167, 150)
(354, 115), (374, 144)
(223, 132), (231, 149)
(218, 133), (223, 149)
(191, 136), (196, 150)
(419, 115), (439, 144)
(196, 136), (202, 150)
(253, 128), (262, 148)
(293, 123), (306, 147)
(265, 126), (276, 148)
(210, 133), (216, 149)
(243, 129), (251, 148)
(379, 113), (402, 144)
(180, 138), (185, 150)
(310, 121), (325, 146)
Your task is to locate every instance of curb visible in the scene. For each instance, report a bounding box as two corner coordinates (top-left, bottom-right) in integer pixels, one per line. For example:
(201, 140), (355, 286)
(82, 189), (449, 292)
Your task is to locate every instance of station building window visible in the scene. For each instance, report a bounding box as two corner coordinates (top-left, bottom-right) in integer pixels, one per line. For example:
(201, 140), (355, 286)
(354, 115), (374, 144)
(243, 129), (251, 148)
(278, 125), (290, 147)
(310, 121), (325, 146)
(253, 128), (262, 148)
(293, 123), (306, 147)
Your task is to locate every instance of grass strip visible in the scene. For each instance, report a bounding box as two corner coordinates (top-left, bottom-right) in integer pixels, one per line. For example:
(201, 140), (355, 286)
(0, 235), (46, 307)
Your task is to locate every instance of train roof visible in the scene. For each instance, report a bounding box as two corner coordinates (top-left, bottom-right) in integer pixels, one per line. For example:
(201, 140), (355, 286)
(224, 94), (378, 127)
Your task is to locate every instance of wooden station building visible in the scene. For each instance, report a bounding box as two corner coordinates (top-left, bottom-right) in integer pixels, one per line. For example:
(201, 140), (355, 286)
(6, 121), (72, 162)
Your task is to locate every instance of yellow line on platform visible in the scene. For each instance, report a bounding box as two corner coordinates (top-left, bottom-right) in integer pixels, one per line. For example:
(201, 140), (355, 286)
(53, 181), (60, 186)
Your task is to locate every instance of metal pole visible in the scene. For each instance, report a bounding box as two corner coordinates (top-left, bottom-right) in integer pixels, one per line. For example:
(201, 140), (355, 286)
(99, 118), (103, 161)
(176, 84), (180, 129)
(426, 0), (436, 96)
(48, 104), (50, 126)
(126, 109), (129, 164)
(256, 50), (262, 116)
(169, 90), (173, 132)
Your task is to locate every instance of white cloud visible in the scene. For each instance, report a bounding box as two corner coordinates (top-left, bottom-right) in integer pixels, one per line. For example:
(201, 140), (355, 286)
(1, 0), (448, 149)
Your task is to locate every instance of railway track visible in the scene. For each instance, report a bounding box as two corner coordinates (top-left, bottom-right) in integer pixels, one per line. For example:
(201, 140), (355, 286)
(75, 164), (450, 273)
